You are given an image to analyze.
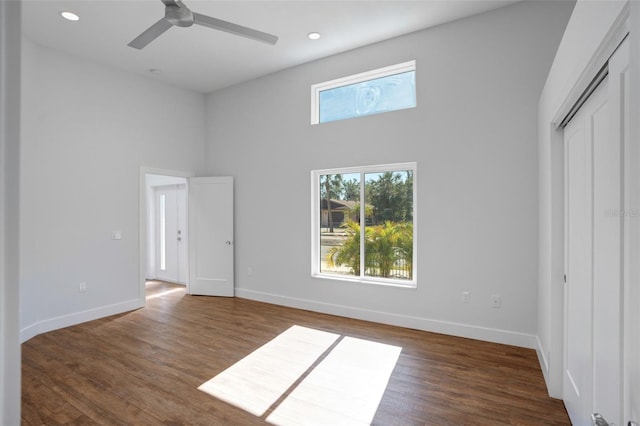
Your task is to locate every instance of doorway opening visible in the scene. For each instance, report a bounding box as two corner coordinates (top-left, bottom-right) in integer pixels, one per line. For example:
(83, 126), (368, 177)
(146, 174), (188, 286)
(138, 169), (235, 304)
(140, 170), (193, 302)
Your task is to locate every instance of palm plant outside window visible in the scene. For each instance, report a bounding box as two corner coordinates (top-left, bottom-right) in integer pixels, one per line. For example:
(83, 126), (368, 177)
(311, 163), (416, 287)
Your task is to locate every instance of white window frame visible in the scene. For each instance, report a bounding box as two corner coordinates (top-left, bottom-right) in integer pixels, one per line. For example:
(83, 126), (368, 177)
(310, 60), (416, 125)
(310, 162), (417, 288)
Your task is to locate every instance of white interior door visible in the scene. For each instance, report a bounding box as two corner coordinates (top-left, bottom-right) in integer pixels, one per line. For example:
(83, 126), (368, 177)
(617, 35), (640, 426)
(564, 38), (629, 426)
(188, 176), (234, 297)
(563, 79), (600, 424)
(176, 186), (188, 284)
(155, 184), (187, 284)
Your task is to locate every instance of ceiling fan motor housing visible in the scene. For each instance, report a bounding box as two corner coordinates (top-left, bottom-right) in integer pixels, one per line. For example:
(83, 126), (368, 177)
(165, 3), (194, 27)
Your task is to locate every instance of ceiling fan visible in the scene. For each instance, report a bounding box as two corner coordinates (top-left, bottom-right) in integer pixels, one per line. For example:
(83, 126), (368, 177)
(128, 0), (279, 49)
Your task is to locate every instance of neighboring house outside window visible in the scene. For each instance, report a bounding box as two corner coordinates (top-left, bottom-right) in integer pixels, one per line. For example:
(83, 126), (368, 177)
(320, 199), (368, 228)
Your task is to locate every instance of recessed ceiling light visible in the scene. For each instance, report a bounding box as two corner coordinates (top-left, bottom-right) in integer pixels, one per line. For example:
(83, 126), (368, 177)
(307, 32), (321, 40)
(60, 11), (79, 21)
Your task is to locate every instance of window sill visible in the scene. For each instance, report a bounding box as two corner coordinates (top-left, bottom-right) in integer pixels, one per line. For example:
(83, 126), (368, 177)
(311, 273), (417, 289)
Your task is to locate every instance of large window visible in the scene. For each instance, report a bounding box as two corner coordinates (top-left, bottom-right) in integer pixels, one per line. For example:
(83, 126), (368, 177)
(311, 163), (416, 287)
(311, 61), (416, 125)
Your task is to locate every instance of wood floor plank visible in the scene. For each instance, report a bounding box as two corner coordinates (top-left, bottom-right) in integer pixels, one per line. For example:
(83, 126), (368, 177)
(23, 336), (162, 425)
(22, 281), (570, 425)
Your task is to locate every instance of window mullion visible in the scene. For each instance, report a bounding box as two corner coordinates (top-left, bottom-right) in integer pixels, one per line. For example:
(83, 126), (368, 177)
(360, 172), (365, 278)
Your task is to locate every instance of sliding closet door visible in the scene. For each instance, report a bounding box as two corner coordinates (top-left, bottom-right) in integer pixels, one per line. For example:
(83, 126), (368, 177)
(563, 38), (628, 426)
(563, 77), (605, 425)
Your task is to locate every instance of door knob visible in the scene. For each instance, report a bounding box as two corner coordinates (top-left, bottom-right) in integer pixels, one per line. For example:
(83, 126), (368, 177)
(592, 413), (610, 426)
(226, 241), (232, 245)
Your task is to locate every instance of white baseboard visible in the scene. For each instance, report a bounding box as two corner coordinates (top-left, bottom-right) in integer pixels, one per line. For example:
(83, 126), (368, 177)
(536, 335), (550, 374)
(20, 298), (143, 343)
(535, 335), (553, 395)
(535, 335), (562, 399)
(236, 288), (537, 349)
(19, 289), (538, 350)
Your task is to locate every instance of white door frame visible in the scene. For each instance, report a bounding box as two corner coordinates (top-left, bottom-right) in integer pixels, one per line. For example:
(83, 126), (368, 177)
(138, 167), (195, 306)
(542, 2), (631, 402)
(547, 4), (632, 422)
(624, 3), (640, 420)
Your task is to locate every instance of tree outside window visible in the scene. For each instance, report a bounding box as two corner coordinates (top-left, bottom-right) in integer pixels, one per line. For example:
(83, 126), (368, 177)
(314, 163), (416, 286)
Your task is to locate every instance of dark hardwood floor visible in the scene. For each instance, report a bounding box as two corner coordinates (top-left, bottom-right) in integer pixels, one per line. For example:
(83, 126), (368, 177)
(22, 281), (570, 425)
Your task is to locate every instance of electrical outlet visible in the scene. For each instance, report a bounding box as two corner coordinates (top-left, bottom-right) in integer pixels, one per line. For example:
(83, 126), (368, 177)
(79, 282), (87, 293)
(462, 291), (470, 303)
(491, 294), (501, 308)
(247, 266), (253, 276)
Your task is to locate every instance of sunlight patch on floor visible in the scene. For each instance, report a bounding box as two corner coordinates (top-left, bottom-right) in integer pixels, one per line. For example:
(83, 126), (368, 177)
(198, 325), (340, 416)
(198, 325), (402, 425)
(146, 287), (185, 300)
(266, 336), (401, 425)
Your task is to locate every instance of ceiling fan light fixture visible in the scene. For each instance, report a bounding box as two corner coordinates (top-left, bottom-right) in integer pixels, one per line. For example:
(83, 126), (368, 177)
(60, 11), (79, 22)
(307, 32), (321, 40)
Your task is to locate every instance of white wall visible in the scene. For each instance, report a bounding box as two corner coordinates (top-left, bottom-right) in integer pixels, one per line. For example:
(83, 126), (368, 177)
(205, 1), (574, 348)
(537, 0), (628, 398)
(19, 40), (208, 341)
(1, 1), (22, 423)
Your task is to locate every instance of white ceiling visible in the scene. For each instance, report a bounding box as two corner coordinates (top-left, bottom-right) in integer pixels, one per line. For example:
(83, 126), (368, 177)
(22, 0), (522, 94)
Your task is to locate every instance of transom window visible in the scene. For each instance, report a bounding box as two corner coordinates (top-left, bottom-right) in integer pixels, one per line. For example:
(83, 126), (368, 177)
(311, 163), (417, 287)
(311, 60), (416, 125)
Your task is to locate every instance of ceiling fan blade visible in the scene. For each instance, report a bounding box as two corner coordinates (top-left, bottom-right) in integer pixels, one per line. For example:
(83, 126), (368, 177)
(128, 18), (173, 49)
(193, 13), (278, 45)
